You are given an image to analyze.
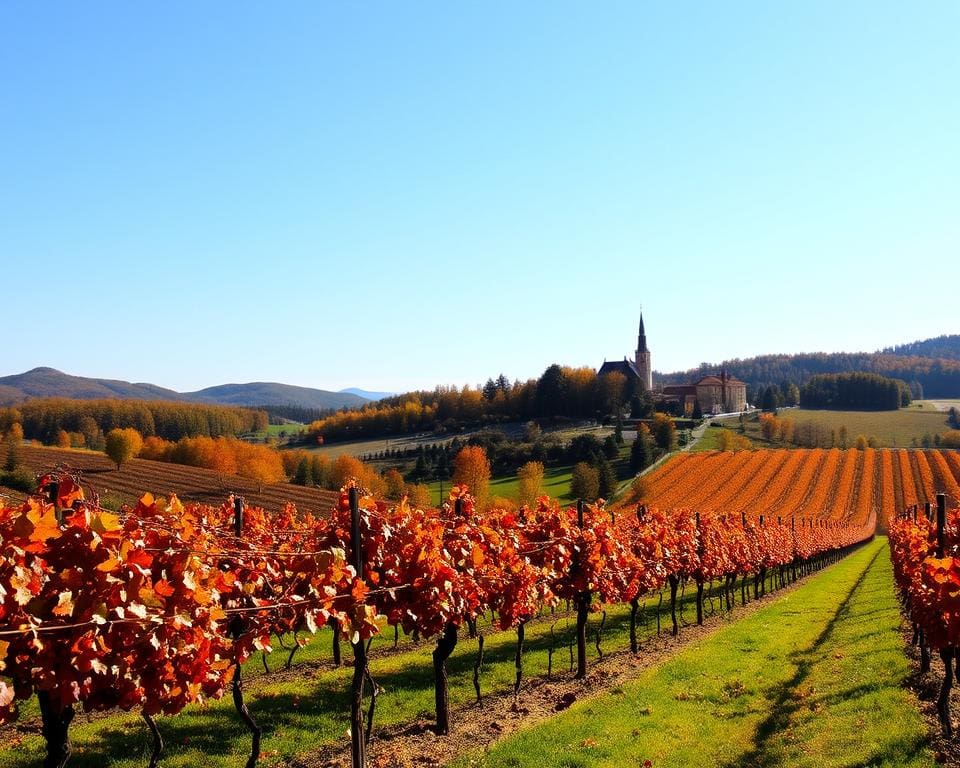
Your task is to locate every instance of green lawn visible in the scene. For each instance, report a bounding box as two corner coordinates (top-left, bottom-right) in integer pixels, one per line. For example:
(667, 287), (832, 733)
(455, 537), (934, 768)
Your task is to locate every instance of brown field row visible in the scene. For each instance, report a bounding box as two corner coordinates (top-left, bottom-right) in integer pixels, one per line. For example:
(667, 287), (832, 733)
(1, 444), (341, 517)
(642, 448), (960, 526)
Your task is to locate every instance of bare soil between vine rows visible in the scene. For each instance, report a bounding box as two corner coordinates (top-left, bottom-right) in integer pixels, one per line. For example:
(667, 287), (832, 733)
(900, 623), (960, 767)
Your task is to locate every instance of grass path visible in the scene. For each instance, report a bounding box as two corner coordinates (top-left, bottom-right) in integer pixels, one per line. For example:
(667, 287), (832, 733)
(454, 538), (934, 768)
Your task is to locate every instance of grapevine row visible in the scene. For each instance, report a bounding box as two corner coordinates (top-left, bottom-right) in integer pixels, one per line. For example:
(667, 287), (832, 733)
(888, 493), (960, 736)
(0, 471), (875, 767)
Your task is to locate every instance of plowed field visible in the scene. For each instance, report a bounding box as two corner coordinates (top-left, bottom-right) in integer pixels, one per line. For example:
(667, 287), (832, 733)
(641, 448), (960, 526)
(1, 444), (340, 515)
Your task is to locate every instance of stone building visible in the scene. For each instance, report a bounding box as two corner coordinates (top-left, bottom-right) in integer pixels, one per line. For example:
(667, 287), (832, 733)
(599, 314), (748, 416)
(597, 313), (653, 392)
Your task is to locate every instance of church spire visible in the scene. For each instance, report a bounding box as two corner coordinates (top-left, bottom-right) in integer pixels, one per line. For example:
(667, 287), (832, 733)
(635, 311), (652, 391)
(637, 312), (648, 354)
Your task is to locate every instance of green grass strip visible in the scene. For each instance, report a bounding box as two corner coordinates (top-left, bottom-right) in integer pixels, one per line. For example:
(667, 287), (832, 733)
(454, 538), (934, 768)
(0, 573), (706, 767)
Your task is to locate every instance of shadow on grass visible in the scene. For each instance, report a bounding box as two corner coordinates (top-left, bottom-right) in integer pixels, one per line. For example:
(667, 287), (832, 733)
(725, 547), (929, 768)
(14, 581), (747, 767)
(8, 575), (794, 768)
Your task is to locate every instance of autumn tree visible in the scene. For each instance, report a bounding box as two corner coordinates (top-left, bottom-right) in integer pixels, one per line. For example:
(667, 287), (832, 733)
(311, 455), (331, 488)
(629, 474), (650, 503)
(718, 430), (752, 450)
(651, 413), (677, 452)
(570, 461), (600, 502)
(384, 468), (406, 500)
(759, 413), (777, 441)
(331, 454), (368, 489)
(452, 445), (491, 508)
(405, 482), (433, 509)
(235, 442), (285, 492)
(4, 423), (23, 472)
(599, 371), (628, 416)
(516, 460), (545, 507)
(104, 428), (143, 470)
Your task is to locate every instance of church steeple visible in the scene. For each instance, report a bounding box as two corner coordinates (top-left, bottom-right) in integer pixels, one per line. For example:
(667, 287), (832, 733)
(635, 311), (652, 391)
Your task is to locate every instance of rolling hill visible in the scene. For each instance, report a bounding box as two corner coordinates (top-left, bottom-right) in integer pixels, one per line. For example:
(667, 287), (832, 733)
(0, 367), (369, 410)
(657, 334), (960, 398)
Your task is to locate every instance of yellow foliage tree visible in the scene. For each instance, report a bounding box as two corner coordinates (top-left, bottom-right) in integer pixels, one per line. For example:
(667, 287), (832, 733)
(452, 445), (491, 509)
(405, 483), (432, 509)
(517, 460), (545, 508)
(384, 468), (406, 500)
(570, 461), (600, 502)
(104, 428), (143, 470)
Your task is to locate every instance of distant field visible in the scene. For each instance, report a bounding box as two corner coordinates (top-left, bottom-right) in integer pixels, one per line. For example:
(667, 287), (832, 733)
(297, 422), (614, 461)
(926, 399), (960, 412)
(706, 405), (951, 449)
(0, 444), (339, 516)
(778, 405), (949, 447)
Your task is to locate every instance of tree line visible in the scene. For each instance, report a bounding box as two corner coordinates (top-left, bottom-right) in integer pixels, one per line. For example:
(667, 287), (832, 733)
(799, 372), (910, 411)
(659, 351), (960, 400)
(305, 364), (652, 443)
(0, 398), (269, 449)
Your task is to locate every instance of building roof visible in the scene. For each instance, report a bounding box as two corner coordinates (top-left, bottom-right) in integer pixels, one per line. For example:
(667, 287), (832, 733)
(696, 375), (724, 386)
(598, 358), (642, 380)
(694, 372), (746, 387)
(662, 384), (697, 397)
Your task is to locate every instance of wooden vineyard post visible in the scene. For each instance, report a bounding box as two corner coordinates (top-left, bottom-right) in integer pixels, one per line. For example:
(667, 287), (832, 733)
(37, 690), (74, 768)
(936, 492), (955, 735)
(790, 517), (797, 584)
(230, 496), (262, 768)
(349, 487), (367, 768)
(575, 499), (591, 679)
(936, 494), (946, 559)
(433, 498), (463, 735)
(695, 512), (704, 625)
(629, 504), (646, 651)
(741, 512), (749, 606)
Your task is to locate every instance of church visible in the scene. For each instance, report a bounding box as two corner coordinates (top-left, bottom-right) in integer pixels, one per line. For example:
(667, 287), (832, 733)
(598, 314), (748, 416)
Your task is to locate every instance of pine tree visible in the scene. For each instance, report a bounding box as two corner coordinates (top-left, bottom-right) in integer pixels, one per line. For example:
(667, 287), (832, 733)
(294, 457), (313, 486)
(596, 455), (618, 499)
(4, 426), (22, 472)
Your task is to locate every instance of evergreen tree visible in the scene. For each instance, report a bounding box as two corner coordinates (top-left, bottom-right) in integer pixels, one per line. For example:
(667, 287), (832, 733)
(692, 399), (703, 420)
(294, 457), (313, 486)
(761, 386), (780, 412)
(602, 434), (620, 460)
(4, 426), (22, 472)
(630, 424), (655, 472)
(596, 455), (618, 499)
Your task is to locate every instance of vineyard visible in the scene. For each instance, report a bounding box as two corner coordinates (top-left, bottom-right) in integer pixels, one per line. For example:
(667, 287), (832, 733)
(640, 448), (960, 526)
(0, 458), (877, 768)
(0, 444), (340, 516)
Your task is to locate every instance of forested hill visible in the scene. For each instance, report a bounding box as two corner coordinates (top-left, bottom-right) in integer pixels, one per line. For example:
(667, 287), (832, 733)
(882, 334), (960, 360)
(657, 349), (960, 399)
(0, 368), (369, 411)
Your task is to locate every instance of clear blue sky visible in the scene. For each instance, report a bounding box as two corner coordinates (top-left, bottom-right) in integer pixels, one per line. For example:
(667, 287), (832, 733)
(3, 3), (957, 393)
